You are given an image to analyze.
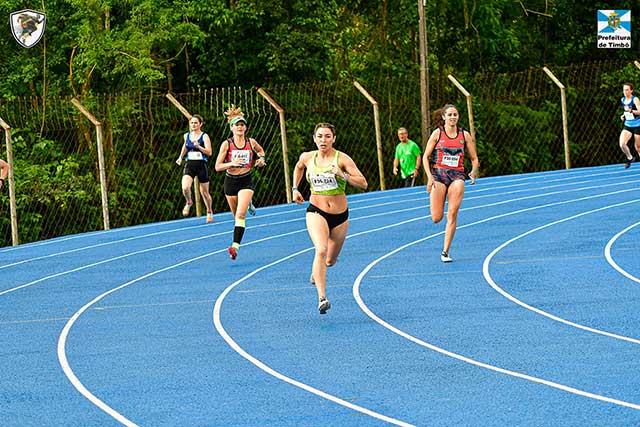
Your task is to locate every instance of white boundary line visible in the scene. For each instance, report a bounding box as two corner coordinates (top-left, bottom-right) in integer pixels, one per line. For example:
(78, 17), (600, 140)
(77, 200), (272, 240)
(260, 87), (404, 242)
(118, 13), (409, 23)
(605, 221), (640, 284)
(50, 174), (640, 424)
(482, 199), (640, 344)
(352, 190), (640, 410)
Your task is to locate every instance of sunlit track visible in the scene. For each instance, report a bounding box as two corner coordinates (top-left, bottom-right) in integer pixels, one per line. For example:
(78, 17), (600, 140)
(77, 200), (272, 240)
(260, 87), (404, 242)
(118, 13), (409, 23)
(212, 217), (430, 427)
(209, 186), (640, 424)
(605, 221), (640, 285)
(482, 199), (640, 344)
(0, 201), (428, 296)
(5, 164), (640, 426)
(353, 187), (640, 411)
(6, 175), (635, 297)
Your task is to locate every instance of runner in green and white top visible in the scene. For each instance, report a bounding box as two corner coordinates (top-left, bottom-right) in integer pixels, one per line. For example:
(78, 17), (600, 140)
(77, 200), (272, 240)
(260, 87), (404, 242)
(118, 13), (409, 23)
(292, 123), (368, 314)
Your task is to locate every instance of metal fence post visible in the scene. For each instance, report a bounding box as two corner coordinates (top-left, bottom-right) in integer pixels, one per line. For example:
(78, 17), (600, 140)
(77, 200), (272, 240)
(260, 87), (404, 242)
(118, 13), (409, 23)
(543, 67), (571, 169)
(353, 81), (385, 190)
(71, 98), (111, 230)
(447, 75), (476, 143)
(257, 88), (292, 203)
(0, 118), (19, 245)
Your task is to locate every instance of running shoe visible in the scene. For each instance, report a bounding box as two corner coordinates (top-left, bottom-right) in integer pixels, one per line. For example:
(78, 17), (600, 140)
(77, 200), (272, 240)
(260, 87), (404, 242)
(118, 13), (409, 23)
(206, 212), (213, 223)
(624, 156), (637, 169)
(318, 298), (331, 314)
(309, 273), (315, 285)
(440, 251), (453, 263)
(228, 246), (237, 260)
(248, 201), (257, 216)
(182, 202), (193, 217)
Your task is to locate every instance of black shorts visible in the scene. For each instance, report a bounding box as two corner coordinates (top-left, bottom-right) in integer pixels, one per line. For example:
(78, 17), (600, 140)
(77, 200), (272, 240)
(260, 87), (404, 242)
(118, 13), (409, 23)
(183, 160), (209, 183)
(306, 203), (349, 231)
(224, 171), (254, 196)
(623, 125), (640, 135)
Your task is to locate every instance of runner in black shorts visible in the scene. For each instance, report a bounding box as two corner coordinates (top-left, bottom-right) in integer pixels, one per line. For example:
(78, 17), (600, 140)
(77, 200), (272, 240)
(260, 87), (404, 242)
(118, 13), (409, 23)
(215, 106), (266, 260)
(175, 114), (214, 223)
(423, 104), (479, 263)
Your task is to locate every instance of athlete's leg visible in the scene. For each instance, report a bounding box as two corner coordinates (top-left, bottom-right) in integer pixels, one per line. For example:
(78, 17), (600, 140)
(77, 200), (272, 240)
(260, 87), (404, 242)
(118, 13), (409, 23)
(181, 175), (194, 216)
(326, 219), (349, 267)
(620, 129), (634, 160)
(429, 182), (447, 223)
(442, 180), (465, 255)
(306, 212), (330, 302)
(199, 182), (213, 211)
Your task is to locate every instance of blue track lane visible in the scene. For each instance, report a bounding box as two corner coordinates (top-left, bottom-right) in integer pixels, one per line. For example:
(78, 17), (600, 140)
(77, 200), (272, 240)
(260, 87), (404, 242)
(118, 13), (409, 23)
(1, 164), (640, 426)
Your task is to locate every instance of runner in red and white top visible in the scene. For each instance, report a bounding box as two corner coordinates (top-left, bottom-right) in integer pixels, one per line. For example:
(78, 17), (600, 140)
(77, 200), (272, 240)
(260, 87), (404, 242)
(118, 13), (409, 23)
(422, 103), (479, 263)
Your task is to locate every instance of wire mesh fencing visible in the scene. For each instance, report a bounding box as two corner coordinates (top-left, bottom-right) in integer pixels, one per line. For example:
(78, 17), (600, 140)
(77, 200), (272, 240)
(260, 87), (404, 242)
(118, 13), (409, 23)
(1, 59), (638, 247)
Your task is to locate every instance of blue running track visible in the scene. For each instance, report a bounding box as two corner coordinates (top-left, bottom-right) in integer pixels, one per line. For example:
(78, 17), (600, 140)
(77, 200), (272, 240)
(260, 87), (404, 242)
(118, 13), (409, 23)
(1, 164), (640, 426)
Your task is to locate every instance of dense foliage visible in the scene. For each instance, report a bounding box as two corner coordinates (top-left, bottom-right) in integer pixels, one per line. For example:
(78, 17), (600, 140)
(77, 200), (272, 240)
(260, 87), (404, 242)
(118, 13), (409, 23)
(1, 0), (639, 245)
(1, 0), (638, 97)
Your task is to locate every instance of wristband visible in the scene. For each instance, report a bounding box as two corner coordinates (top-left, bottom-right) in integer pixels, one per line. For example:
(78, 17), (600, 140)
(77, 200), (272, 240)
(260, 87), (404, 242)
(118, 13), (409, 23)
(259, 155), (266, 161)
(292, 186), (298, 192)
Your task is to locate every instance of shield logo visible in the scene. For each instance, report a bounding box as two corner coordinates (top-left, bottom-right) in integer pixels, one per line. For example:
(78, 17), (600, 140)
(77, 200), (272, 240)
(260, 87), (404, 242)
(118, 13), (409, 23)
(608, 12), (620, 30)
(10, 9), (46, 48)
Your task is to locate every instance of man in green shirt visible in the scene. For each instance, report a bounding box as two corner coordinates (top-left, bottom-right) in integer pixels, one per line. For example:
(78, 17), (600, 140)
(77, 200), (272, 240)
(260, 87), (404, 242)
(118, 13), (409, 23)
(393, 127), (422, 187)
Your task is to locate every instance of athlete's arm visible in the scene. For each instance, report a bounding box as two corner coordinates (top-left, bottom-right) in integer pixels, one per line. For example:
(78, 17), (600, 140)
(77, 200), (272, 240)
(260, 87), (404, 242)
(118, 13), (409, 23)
(292, 152), (310, 204)
(337, 153), (368, 190)
(464, 131), (479, 184)
(176, 134), (187, 165)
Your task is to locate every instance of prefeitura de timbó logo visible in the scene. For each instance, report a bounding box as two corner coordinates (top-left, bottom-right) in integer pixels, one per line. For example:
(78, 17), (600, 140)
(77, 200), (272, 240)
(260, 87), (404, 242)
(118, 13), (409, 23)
(597, 10), (631, 49)
(10, 9), (46, 48)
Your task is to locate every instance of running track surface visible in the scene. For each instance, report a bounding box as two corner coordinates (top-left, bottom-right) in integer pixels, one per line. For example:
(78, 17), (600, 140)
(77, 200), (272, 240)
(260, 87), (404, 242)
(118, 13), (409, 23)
(1, 164), (639, 427)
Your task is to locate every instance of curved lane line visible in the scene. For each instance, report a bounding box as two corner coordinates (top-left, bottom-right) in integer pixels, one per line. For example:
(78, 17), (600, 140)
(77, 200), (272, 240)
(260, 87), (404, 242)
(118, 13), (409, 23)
(483, 200), (640, 344)
(605, 221), (640, 284)
(58, 185), (640, 422)
(353, 192), (640, 410)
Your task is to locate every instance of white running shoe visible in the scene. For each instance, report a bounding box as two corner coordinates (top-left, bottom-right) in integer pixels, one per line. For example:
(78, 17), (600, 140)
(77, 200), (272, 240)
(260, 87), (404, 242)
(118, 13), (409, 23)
(182, 202), (193, 217)
(248, 201), (257, 216)
(318, 298), (331, 314)
(440, 251), (453, 263)
(206, 212), (213, 223)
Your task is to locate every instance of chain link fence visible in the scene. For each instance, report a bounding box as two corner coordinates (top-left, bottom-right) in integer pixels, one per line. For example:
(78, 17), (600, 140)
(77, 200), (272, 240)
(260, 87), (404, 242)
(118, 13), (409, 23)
(1, 60), (638, 247)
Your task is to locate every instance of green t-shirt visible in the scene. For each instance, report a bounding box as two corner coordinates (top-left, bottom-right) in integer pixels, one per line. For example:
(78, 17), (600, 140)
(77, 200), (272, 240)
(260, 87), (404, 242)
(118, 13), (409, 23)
(395, 140), (422, 179)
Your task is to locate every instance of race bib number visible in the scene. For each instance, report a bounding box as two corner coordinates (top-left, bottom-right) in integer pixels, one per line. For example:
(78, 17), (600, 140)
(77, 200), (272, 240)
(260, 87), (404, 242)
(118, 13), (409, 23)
(309, 173), (339, 192)
(231, 149), (251, 167)
(624, 111), (635, 121)
(187, 151), (203, 161)
(442, 155), (460, 168)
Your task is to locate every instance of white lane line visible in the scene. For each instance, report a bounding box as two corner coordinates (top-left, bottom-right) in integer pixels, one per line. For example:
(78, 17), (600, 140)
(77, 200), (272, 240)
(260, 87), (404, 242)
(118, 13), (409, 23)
(0, 208), (301, 270)
(483, 199), (640, 345)
(0, 204), (421, 296)
(1, 165), (635, 256)
(56, 206), (422, 426)
(213, 218), (426, 427)
(353, 191), (640, 410)
(58, 227), (308, 427)
(57, 185), (639, 424)
(0, 192), (420, 270)
(5, 177), (638, 296)
(605, 221), (640, 284)
(0, 174), (609, 271)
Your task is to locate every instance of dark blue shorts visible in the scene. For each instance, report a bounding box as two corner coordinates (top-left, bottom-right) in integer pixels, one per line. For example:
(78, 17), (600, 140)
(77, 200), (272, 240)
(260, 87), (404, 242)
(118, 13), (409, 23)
(432, 168), (466, 187)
